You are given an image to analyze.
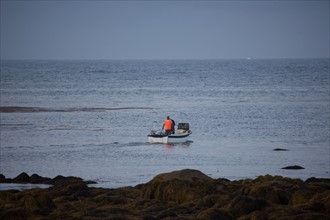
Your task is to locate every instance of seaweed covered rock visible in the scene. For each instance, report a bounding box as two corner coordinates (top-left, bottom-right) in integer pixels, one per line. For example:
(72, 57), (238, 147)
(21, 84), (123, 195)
(1, 170), (330, 219)
(197, 208), (233, 220)
(141, 169), (215, 203)
(226, 195), (268, 217)
(22, 189), (56, 215)
(0, 208), (27, 220)
(1, 173), (56, 184)
(246, 183), (292, 205)
(0, 189), (55, 219)
(30, 174), (51, 184)
(12, 172), (30, 183)
(47, 175), (85, 186)
(290, 188), (330, 214)
(0, 174), (5, 183)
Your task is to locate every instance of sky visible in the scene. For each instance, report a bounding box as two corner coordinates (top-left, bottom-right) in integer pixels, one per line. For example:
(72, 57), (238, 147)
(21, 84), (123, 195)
(1, 0), (329, 60)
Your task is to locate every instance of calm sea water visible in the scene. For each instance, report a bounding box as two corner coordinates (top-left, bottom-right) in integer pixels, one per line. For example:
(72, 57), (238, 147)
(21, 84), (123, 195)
(1, 59), (329, 188)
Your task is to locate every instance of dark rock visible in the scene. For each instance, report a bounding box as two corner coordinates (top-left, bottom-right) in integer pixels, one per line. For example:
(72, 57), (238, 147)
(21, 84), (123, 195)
(151, 169), (212, 182)
(252, 174), (303, 185)
(50, 182), (90, 198)
(156, 209), (177, 219)
(305, 177), (330, 183)
(12, 172), (30, 183)
(284, 212), (329, 220)
(248, 184), (291, 205)
(84, 180), (97, 185)
(227, 195), (268, 217)
(141, 169), (215, 204)
(108, 196), (129, 205)
(47, 175), (84, 186)
(6, 173), (91, 185)
(61, 195), (79, 201)
(290, 190), (314, 206)
(273, 148), (288, 151)
(198, 195), (216, 208)
(1, 170), (329, 220)
(282, 165), (305, 170)
(37, 207), (53, 216)
(0, 174), (5, 183)
(30, 174), (51, 184)
(22, 190), (55, 214)
(291, 190), (330, 215)
(4, 178), (12, 183)
(73, 189), (92, 198)
(0, 208), (27, 220)
(276, 189), (292, 205)
(197, 208), (233, 220)
(238, 211), (268, 220)
(143, 216), (157, 220)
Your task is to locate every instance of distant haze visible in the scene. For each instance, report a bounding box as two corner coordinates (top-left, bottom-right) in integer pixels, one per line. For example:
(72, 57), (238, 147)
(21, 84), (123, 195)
(1, 1), (329, 60)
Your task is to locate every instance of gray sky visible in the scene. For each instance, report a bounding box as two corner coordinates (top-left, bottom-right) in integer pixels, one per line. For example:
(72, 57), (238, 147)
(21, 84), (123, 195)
(1, 0), (329, 60)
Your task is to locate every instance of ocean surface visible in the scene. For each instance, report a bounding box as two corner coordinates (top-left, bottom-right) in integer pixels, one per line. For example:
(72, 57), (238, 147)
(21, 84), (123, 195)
(1, 59), (329, 188)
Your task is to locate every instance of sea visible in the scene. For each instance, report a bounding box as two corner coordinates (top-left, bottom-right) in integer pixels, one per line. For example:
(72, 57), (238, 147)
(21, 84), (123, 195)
(0, 59), (329, 188)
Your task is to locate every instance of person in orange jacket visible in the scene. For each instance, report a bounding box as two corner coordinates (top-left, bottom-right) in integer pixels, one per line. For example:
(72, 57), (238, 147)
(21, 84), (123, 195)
(162, 116), (173, 135)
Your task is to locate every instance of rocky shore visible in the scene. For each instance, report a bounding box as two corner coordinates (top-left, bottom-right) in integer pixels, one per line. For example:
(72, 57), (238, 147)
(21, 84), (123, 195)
(1, 169), (329, 220)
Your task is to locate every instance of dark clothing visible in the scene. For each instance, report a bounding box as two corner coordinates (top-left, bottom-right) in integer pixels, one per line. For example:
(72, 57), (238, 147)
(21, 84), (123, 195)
(164, 130), (172, 135)
(171, 119), (176, 134)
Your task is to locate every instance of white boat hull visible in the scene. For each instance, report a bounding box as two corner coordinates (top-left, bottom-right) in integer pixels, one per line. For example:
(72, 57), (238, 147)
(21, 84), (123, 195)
(148, 136), (168, 144)
(148, 132), (191, 144)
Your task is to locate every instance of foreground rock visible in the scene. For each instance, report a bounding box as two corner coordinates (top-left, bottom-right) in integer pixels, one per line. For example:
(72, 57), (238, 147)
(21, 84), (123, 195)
(141, 169), (214, 203)
(1, 169), (329, 219)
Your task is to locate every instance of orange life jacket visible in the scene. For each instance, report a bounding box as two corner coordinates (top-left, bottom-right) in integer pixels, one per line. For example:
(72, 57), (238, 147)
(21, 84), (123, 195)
(164, 119), (173, 130)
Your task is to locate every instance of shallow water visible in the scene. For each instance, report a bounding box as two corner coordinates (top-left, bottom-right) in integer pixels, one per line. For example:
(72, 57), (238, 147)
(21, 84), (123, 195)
(1, 59), (329, 188)
(0, 183), (51, 191)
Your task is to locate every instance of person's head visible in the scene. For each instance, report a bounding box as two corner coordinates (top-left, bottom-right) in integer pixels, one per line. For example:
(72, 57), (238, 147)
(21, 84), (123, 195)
(167, 116), (170, 120)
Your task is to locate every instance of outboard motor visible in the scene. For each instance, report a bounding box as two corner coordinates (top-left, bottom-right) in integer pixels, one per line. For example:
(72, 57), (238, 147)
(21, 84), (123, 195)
(177, 123), (189, 131)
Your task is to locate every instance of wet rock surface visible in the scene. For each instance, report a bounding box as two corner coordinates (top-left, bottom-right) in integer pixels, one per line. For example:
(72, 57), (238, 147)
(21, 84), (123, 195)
(1, 169), (329, 219)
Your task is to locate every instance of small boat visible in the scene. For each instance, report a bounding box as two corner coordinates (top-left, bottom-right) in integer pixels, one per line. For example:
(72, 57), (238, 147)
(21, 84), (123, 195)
(148, 123), (192, 143)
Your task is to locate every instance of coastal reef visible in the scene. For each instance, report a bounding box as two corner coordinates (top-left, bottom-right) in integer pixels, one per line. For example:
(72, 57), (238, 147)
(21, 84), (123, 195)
(1, 169), (330, 219)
